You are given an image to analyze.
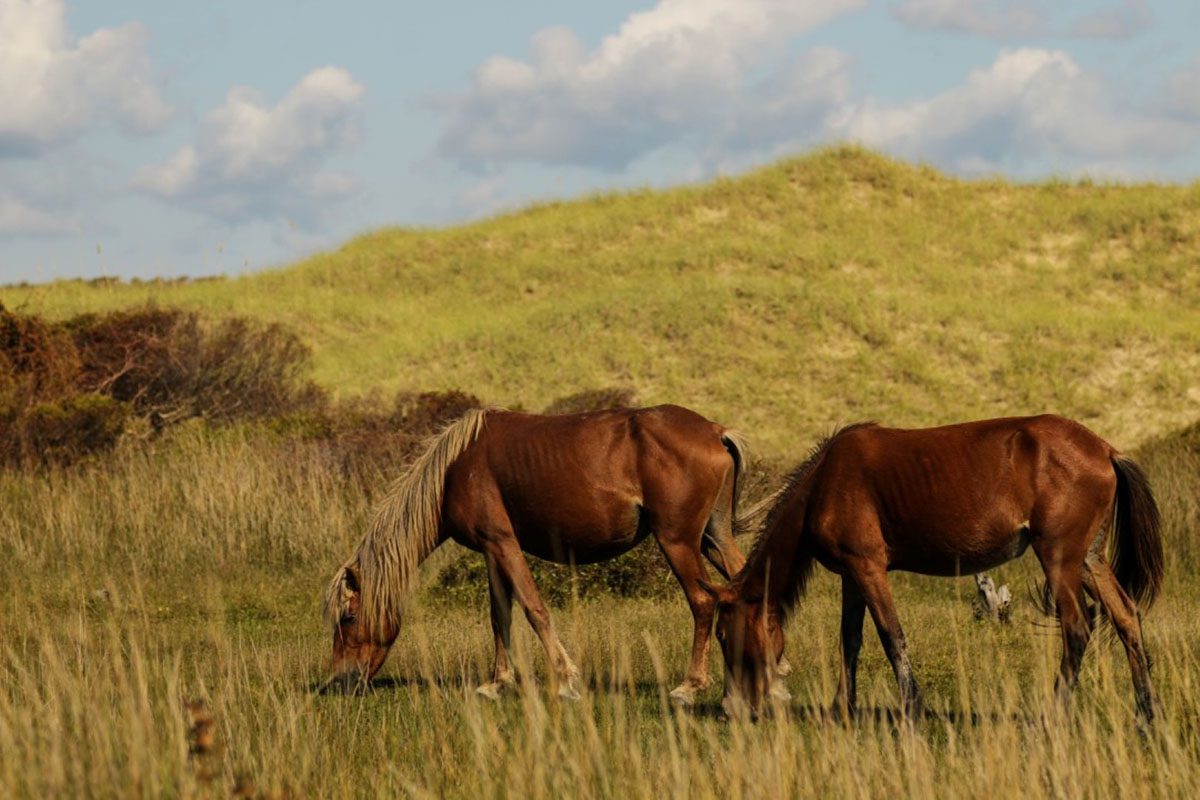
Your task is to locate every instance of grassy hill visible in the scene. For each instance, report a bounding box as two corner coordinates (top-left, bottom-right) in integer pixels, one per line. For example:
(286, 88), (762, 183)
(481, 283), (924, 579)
(6, 145), (1199, 453)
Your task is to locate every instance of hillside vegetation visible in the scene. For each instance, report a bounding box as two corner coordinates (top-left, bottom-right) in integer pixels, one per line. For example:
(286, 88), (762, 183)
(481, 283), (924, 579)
(6, 146), (1199, 453)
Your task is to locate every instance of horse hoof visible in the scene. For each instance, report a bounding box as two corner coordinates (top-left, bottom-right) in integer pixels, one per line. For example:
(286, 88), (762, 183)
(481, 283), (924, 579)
(769, 682), (792, 702)
(669, 686), (696, 707)
(557, 681), (582, 701)
(476, 681), (513, 700)
(776, 656), (793, 677)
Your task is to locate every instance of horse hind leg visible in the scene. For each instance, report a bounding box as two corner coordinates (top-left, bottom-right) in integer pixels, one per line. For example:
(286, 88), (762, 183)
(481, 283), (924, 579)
(1083, 557), (1157, 721)
(1033, 540), (1092, 709)
(656, 534), (720, 707)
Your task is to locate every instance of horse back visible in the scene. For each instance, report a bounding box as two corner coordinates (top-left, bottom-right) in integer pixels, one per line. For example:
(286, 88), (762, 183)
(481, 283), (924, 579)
(440, 406), (733, 561)
(808, 415), (1117, 574)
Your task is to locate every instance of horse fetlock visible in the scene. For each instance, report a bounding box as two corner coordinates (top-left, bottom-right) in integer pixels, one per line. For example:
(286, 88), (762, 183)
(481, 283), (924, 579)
(476, 675), (516, 700)
(557, 677), (582, 702)
(669, 683), (700, 707)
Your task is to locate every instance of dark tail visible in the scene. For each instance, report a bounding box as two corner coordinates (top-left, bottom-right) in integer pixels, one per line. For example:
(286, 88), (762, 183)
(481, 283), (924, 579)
(721, 430), (749, 529)
(1110, 456), (1165, 610)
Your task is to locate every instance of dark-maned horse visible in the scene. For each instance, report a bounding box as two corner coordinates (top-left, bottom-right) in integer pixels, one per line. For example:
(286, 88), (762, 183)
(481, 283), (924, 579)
(322, 404), (773, 704)
(703, 415), (1164, 720)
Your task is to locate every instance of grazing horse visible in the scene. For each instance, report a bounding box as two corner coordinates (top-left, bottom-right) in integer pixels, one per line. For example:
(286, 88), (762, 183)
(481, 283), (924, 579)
(322, 404), (769, 704)
(704, 415), (1164, 721)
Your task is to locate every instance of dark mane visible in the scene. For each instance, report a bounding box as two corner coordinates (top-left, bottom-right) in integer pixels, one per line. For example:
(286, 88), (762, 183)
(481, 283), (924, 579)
(740, 422), (877, 617)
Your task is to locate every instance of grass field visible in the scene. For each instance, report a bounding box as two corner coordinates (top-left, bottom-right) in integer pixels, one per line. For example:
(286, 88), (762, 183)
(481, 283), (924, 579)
(2, 147), (1200, 798)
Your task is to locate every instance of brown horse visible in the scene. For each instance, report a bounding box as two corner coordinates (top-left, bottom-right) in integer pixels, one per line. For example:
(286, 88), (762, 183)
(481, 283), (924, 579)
(704, 415), (1164, 721)
(322, 404), (772, 704)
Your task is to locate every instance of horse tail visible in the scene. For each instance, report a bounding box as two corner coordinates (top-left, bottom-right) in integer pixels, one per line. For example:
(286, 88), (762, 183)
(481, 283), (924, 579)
(1110, 455), (1165, 610)
(720, 429), (750, 531)
(733, 489), (781, 535)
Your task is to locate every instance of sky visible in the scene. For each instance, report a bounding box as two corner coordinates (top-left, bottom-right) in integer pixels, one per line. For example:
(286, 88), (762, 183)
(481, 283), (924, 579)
(2, 0), (1199, 283)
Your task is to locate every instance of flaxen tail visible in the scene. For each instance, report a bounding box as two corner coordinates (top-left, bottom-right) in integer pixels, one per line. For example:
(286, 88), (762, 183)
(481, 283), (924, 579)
(1110, 456), (1164, 610)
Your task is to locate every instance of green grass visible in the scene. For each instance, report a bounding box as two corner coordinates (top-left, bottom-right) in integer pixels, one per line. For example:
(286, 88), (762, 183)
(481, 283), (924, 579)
(6, 146), (1199, 453)
(3, 146), (1200, 797)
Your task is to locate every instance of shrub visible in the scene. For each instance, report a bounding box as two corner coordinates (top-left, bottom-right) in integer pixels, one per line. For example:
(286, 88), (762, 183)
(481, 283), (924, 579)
(430, 540), (678, 606)
(68, 308), (323, 420)
(0, 304), (323, 468)
(19, 394), (128, 466)
(543, 386), (636, 415)
(1135, 421), (1200, 578)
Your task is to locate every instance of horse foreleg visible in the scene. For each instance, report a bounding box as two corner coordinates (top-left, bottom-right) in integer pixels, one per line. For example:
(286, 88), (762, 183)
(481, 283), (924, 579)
(834, 576), (867, 720)
(1084, 558), (1157, 721)
(486, 537), (581, 700)
(854, 565), (922, 719)
(476, 554), (517, 699)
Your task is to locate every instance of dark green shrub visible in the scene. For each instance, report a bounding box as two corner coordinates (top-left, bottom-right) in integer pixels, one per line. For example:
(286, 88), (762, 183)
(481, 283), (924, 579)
(543, 386), (636, 415)
(429, 539), (678, 607)
(16, 394), (127, 466)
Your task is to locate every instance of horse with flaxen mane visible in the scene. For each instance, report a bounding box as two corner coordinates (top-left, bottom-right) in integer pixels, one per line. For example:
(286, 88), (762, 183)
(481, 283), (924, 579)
(322, 404), (777, 704)
(703, 415), (1164, 721)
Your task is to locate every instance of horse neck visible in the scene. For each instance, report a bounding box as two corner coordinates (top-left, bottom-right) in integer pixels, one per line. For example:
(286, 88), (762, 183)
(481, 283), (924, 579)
(357, 517), (445, 638)
(737, 487), (812, 616)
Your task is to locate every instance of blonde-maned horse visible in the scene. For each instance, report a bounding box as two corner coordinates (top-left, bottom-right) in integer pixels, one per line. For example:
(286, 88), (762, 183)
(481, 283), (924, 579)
(321, 404), (782, 704)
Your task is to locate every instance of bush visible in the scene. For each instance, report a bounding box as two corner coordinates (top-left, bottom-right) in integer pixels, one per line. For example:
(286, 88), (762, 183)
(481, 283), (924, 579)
(430, 540), (678, 606)
(20, 394), (128, 466)
(274, 389), (486, 495)
(0, 303), (323, 468)
(68, 308), (323, 420)
(1135, 421), (1200, 579)
(543, 386), (636, 415)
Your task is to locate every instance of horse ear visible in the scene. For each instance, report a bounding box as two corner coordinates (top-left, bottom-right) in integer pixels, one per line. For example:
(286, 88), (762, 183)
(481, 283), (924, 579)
(339, 566), (362, 620)
(698, 577), (735, 604)
(341, 565), (361, 596)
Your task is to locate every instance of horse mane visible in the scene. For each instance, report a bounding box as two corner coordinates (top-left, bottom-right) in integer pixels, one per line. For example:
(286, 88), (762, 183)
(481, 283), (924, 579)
(740, 422), (877, 618)
(323, 408), (491, 636)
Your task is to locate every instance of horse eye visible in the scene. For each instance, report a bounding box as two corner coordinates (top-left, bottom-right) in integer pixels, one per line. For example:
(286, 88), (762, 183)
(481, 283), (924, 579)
(342, 612), (356, 623)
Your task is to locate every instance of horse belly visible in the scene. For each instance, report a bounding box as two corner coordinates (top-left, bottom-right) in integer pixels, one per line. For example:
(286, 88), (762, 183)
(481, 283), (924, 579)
(888, 522), (1031, 576)
(510, 493), (647, 565)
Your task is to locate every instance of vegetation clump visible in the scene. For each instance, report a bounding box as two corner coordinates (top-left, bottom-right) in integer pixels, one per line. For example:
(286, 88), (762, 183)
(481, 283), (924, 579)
(0, 303), (321, 467)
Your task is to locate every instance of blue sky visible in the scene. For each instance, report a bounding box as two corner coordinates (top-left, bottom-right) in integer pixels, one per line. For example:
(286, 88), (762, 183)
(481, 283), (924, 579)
(2, 0), (1198, 282)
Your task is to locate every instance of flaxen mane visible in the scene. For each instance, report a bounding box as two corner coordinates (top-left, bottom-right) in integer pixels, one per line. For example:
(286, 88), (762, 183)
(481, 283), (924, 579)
(740, 422), (877, 619)
(323, 408), (490, 636)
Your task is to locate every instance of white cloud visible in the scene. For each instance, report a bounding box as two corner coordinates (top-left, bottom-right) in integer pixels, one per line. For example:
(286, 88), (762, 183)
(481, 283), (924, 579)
(840, 49), (1197, 173)
(436, 0), (866, 170)
(135, 67), (365, 224)
(0, 194), (78, 236)
(0, 0), (172, 156)
(892, 0), (1046, 38)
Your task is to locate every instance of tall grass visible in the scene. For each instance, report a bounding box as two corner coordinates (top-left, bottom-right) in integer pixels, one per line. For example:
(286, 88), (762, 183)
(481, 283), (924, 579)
(2, 424), (1198, 798)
